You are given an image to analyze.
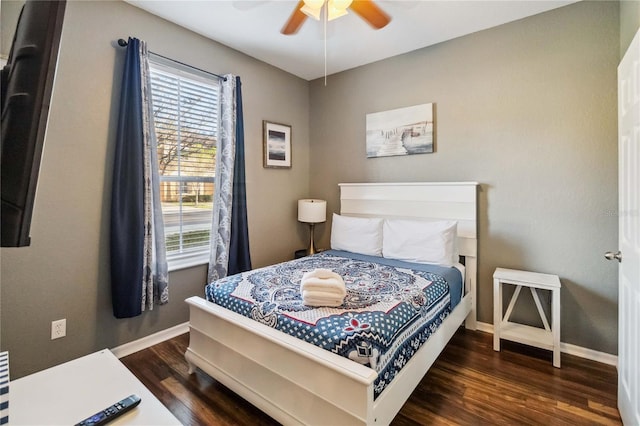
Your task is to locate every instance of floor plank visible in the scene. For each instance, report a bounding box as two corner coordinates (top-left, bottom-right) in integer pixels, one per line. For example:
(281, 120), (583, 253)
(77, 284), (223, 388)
(121, 329), (620, 425)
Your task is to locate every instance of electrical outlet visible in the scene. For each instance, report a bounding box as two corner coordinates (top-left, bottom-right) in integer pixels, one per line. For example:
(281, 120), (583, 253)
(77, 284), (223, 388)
(51, 319), (66, 340)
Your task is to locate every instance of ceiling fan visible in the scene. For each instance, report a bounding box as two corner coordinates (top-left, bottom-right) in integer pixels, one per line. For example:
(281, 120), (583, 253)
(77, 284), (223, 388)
(281, 0), (391, 35)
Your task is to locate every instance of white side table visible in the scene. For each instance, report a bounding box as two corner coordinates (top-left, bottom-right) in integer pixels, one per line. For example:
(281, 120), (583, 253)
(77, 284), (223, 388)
(493, 268), (561, 368)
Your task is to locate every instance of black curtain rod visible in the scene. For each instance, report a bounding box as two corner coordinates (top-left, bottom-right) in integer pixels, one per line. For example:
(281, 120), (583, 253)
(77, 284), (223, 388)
(117, 38), (226, 81)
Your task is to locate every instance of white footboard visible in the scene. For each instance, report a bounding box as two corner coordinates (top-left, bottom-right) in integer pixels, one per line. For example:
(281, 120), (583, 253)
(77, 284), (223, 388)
(186, 296), (377, 425)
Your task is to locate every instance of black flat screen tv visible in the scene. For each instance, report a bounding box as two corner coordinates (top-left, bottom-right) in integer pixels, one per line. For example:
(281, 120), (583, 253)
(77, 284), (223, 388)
(1, 0), (66, 247)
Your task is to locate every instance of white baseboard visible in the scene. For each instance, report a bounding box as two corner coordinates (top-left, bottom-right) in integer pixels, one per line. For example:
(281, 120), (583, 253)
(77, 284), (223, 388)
(111, 322), (189, 359)
(110, 320), (617, 367)
(476, 321), (617, 367)
(559, 341), (618, 366)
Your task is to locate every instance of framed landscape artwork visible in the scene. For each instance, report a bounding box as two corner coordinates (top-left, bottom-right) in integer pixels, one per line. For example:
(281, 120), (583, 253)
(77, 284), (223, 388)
(366, 103), (435, 158)
(263, 121), (292, 168)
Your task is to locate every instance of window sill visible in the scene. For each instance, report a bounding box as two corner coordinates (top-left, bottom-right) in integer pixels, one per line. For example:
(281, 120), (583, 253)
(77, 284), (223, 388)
(167, 252), (209, 272)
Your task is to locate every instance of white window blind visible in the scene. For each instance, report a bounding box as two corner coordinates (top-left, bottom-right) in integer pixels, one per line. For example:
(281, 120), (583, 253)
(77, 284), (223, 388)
(148, 55), (220, 269)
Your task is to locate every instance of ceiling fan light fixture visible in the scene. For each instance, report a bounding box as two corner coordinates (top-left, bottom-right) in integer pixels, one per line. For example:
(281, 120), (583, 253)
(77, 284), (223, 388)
(327, 5), (348, 21)
(299, 0), (354, 22)
(331, 0), (353, 11)
(301, 4), (322, 20)
(303, 0), (325, 8)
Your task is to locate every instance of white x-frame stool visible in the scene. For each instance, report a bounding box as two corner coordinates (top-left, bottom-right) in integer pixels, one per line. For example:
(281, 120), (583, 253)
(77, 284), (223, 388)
(493, 268), (561, 367)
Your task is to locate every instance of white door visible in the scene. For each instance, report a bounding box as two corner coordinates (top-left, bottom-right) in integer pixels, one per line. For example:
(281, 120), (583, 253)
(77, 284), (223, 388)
(615, 27), (640, 425)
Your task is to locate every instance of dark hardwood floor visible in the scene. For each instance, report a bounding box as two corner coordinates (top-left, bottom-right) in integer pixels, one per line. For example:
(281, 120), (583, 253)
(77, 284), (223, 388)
(121, 329), (621, 425)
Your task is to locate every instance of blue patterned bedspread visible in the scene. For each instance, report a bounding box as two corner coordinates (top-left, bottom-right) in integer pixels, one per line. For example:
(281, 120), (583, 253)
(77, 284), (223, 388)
(205, 250), (463, 399)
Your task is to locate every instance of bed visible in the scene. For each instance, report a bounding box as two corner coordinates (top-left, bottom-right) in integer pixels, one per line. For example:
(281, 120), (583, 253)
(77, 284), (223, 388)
(185, 182), (478, 425)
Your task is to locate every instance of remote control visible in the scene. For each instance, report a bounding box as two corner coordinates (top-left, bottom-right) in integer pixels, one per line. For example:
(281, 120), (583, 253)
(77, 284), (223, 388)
(75, 394), (141, 426)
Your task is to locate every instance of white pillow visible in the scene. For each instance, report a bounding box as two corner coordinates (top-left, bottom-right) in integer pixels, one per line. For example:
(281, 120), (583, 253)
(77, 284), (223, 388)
(330, 214), (383, 256)
(382, 219), (458, 266)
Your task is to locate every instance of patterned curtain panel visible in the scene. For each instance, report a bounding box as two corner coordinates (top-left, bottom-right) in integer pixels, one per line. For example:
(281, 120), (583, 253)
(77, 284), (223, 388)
(208, 75), (252, 282)
(110, 37), (168, 318)
(140, 41), (169, 308)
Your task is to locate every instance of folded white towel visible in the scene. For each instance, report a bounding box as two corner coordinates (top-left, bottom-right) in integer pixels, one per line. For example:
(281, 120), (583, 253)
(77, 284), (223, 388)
(300, 277), (347, 297)
(302, 268), (343, 281)
(302, 291), (344, 307)
(300, 268), (347, 307)
(302, 289), (345, 300)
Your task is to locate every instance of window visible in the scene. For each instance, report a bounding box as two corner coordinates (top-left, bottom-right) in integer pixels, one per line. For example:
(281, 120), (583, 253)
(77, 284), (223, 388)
(148, 55), (220, 270)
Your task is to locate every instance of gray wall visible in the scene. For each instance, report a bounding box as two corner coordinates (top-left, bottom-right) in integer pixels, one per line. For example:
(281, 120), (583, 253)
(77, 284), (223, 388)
(309, 1), (620, 354)
(621, 0), (640, 56)
(0, 0), (24, 60)
(0, 0), (310, 378)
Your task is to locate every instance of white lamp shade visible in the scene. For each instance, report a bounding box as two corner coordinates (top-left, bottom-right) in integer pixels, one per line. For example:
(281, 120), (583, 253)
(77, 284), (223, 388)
(298, 199), (327, 223)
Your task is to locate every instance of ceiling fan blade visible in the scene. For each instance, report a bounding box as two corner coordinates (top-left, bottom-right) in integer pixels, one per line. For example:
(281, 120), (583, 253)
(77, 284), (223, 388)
(281, 1), (308, 35)
(349, 0), (391, 30)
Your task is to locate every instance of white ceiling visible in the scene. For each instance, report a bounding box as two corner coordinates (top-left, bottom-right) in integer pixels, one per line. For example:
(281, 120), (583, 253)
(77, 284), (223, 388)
(126, 0), (577, 81)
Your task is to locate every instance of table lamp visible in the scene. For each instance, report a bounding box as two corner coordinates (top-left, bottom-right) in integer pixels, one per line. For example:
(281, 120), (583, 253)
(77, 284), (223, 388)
(298, 199), (326, 255)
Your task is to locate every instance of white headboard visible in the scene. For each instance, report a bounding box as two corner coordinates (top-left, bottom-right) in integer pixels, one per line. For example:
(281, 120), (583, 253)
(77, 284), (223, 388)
(338, 181), (478, 256)
(339, 181), (478, 329)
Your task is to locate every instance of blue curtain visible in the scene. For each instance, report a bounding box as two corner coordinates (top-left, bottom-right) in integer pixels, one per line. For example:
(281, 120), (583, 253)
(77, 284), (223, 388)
(110, 38), (144, 318)
(111, 37), (168, 318)
(228, 76), (251, 275)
